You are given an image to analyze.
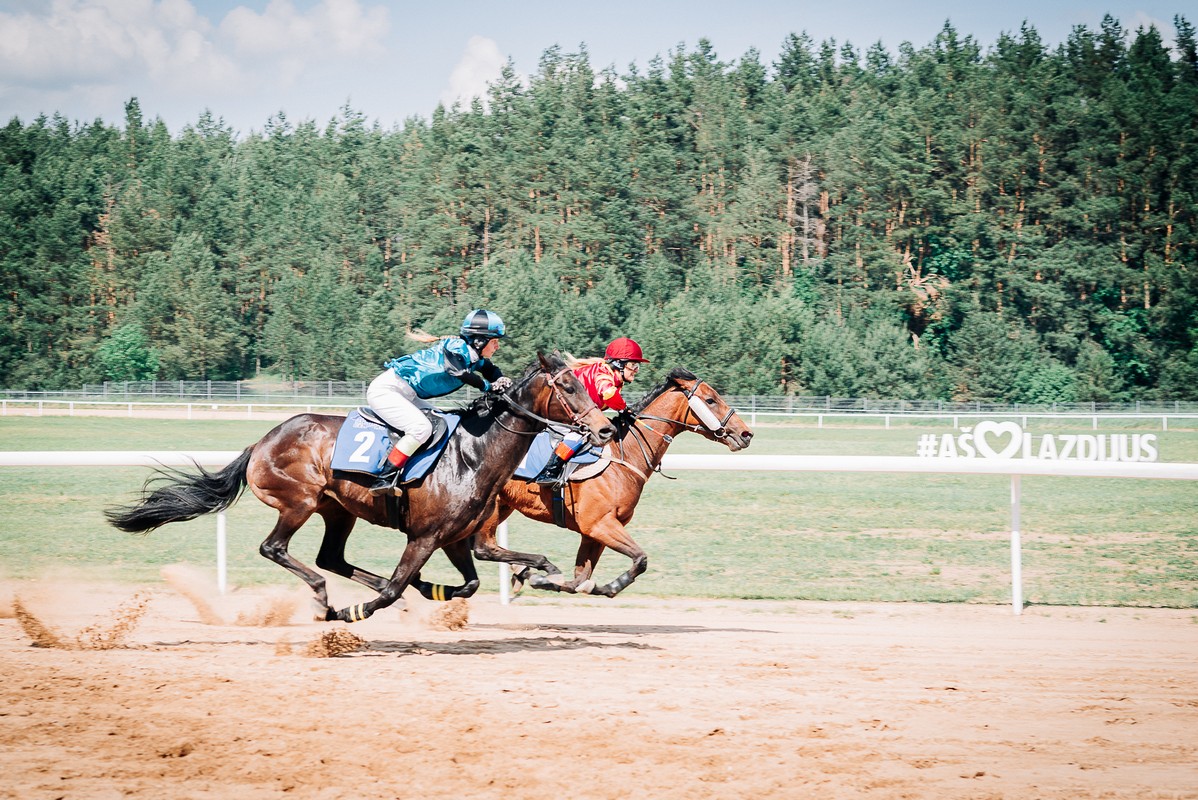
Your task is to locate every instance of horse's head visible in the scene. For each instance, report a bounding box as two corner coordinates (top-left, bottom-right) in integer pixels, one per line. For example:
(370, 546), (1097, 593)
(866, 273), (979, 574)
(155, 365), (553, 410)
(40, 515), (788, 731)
(664, 368), (753, 451)
(508, 351), (614, 446)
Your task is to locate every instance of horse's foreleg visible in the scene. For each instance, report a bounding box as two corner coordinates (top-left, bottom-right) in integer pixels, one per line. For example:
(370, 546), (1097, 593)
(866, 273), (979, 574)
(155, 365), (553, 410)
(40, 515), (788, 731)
(411, 536), (480, 601)
(520, 537), (603, 594)
(332, 537), (438, 623)
(258, 508), (335, 619)
(569, 537), (606, 594)
(567, 516), (647, 598)
(313, 506), (389, 593)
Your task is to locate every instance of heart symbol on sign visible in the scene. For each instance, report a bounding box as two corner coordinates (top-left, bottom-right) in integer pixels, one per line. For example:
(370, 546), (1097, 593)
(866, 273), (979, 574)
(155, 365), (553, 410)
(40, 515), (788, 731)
(973, 420), (1022, 459)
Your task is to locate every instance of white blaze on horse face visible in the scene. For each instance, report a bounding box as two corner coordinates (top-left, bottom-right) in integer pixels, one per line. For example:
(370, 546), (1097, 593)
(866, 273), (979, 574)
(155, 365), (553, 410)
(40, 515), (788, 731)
(687, 393), (724, 431)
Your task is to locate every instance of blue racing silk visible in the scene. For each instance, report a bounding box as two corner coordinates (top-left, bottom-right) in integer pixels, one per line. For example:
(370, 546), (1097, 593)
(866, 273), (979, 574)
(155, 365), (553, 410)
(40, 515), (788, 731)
(385, 337), (501, 399)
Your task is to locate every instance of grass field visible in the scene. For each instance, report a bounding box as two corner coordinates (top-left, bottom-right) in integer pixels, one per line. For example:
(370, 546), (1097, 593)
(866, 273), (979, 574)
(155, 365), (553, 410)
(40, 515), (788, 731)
(1, 414), (1196, 607)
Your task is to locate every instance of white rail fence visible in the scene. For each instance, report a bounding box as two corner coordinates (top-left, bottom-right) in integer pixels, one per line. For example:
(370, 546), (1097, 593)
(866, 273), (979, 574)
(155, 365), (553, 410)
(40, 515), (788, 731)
(5, 397), (1198, 431)
(2, 451), (1196, 614)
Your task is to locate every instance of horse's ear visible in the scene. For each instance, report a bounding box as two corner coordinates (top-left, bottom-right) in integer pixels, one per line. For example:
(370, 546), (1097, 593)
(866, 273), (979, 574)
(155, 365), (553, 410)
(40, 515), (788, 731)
(537, 351), (552, 370)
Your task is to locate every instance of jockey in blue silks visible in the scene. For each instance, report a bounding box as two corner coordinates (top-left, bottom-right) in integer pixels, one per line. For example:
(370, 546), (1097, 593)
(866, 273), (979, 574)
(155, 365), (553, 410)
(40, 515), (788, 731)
(366, 309), (510, 496)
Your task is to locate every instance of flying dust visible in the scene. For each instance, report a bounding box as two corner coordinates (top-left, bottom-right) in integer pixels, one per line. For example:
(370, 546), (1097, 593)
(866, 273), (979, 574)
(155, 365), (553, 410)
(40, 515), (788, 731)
(13, 592), (150, 650)
(427, 596), (470, 630)
(159, 564), (305, 627)
(274, 628), (366, 658)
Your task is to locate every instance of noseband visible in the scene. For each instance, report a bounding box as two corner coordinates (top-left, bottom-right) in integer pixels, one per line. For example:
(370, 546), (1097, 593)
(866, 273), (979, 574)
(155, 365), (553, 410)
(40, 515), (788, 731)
(679, 378), (738, 438)
(635, 377), (739, 440)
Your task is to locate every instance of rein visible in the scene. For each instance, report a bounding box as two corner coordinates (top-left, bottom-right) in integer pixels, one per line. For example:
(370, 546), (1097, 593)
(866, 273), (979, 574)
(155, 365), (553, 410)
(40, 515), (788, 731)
(489, 366), (596, 438)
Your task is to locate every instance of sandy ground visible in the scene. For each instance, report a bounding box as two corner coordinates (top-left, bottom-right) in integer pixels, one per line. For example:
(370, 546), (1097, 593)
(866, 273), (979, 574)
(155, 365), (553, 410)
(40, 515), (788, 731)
(1, 578), (1196, 800)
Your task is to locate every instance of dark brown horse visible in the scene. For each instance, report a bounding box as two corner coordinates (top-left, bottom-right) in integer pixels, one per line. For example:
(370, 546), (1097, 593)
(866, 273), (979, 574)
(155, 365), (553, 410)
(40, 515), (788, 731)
(470, 367), (753, 597)
(105, 352), (614, 622)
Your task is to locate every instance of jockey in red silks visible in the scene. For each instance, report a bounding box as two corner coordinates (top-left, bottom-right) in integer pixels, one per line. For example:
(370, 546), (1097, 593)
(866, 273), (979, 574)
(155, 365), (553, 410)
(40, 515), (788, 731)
(533, 337), (649, 486)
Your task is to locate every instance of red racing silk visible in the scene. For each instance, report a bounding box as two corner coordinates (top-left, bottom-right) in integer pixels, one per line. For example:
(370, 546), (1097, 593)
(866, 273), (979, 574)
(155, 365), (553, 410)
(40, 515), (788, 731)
(573, 360), (626, 411)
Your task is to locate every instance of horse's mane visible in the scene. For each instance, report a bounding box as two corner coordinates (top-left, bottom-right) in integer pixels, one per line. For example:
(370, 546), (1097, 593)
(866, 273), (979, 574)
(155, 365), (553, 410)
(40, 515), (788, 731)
(629, 367), (697, 414)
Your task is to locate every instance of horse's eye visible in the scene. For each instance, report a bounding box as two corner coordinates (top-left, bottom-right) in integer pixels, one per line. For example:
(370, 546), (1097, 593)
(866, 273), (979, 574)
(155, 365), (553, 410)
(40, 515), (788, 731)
(706, 397), (716, 405)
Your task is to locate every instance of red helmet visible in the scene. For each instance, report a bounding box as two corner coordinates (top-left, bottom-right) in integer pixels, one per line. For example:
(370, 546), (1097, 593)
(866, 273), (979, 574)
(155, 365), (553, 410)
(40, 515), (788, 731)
(604, 337), (649, 363)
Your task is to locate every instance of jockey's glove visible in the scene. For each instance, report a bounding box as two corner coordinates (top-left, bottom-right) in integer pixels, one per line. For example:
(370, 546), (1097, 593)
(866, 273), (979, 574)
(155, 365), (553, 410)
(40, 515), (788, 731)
(490, 376), (513, 393)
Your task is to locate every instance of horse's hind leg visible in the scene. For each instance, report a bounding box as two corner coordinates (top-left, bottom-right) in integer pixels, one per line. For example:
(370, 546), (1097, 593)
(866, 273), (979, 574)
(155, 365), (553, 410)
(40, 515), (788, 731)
(258, 508), (340, 619)
(411, 536), (480, 601)
(472, 504), (563, 579)
(314, 505), (389, 593)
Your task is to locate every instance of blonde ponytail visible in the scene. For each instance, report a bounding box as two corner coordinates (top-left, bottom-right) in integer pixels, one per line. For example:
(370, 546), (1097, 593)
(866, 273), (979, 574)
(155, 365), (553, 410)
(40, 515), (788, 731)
(405, 328), (444, 344)
(565, 354), (602, 369)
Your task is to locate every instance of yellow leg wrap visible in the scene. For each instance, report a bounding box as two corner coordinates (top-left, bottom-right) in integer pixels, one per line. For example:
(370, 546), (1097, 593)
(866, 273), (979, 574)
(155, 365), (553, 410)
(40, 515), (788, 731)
(348, 603), (368, 622)
(432, 584), (446, 602)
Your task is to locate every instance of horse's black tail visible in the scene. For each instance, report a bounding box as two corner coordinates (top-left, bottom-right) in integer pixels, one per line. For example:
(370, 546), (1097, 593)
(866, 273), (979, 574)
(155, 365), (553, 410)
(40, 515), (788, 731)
(105, 448), (253, 534)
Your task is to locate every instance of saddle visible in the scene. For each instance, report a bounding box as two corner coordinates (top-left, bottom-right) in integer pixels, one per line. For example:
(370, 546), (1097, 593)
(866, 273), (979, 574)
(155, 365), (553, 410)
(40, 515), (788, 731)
(331, 407), (458, 484)
(512, 430), (618, 529)
(513, 429), (608, 482)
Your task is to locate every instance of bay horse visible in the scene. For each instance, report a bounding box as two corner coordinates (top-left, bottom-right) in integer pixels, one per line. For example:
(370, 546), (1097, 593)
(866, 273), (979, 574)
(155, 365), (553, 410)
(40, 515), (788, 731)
(105, 352), (614, 623)
(470, 367), (753, 597)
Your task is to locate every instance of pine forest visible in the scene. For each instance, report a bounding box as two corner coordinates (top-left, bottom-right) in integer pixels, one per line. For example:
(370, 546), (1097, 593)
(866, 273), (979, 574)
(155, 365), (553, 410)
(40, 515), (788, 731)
(2, 16), (1196, 402)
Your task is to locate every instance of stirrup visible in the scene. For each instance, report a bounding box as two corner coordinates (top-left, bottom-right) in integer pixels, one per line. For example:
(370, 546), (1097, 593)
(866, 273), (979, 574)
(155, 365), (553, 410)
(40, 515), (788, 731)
(368, 469), (400, 497)
(534, 463), (566, 486)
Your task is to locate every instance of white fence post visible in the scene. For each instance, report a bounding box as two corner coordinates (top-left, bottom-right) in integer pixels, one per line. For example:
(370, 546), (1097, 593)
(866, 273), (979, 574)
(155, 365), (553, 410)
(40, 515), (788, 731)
(216, 511), (228, 594)
(1010, 475), (1023, 615)
(498, 521), (511, 605)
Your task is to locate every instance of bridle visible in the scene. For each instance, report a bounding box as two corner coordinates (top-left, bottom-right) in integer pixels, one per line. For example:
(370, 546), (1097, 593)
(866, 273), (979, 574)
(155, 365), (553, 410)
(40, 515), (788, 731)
(635, 377), (739, 442)
(491, 365), (598, 438)
(612, 376), (742, 479)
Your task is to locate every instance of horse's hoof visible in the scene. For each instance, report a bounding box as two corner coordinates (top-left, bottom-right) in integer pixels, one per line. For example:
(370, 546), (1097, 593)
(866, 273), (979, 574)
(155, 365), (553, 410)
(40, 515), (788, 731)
(323, 607), (338, 622)
(574, 579), (595, 595)
(528, 574), (563, 592)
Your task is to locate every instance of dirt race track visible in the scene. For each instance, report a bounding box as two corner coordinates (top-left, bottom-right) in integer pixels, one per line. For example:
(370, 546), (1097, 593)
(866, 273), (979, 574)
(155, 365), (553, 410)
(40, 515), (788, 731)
(1, 579), (1197, 800)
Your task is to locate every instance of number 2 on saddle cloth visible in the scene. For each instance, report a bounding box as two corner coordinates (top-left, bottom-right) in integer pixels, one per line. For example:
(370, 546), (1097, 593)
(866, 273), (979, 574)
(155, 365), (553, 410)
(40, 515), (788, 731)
(331, 407), (459, 484)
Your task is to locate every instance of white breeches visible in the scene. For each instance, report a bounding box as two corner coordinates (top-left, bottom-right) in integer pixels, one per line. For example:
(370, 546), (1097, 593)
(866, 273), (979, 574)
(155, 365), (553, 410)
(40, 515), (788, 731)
(367, 369), (434, 445)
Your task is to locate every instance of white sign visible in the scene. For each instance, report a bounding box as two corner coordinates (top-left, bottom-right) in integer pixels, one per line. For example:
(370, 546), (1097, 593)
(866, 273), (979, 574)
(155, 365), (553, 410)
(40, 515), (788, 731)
(916, 421), (1158, 462)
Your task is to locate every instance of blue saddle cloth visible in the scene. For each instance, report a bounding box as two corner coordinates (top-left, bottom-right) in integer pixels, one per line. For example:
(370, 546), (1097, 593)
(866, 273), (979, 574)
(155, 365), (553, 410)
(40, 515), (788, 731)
(513, 430), (602, 480)
(331, 408), (460, 483)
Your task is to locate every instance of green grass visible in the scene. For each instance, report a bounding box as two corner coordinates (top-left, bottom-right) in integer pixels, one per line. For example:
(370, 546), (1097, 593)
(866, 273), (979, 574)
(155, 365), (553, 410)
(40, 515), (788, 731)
(1, 415), (1196, 607)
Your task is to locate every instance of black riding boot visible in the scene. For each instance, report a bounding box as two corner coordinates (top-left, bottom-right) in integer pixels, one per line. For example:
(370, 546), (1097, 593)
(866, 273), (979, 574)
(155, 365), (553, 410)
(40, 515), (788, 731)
(534, 454), (568, 486)
(368, 467), (401, 497)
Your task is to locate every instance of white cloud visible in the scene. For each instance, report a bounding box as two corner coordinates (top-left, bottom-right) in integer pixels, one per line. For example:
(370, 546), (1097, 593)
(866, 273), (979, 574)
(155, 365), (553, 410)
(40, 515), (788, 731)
(1127, 11), (1177, 48)
(0, 0), (390, 122)
(0, 0), (244, 92)
(220, 0), (388, 59)
(440, 35), (506, 110)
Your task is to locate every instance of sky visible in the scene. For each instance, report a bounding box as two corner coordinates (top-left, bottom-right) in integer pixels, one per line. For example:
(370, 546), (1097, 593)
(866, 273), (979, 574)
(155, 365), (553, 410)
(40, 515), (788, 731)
(0, 0), (1192, 137)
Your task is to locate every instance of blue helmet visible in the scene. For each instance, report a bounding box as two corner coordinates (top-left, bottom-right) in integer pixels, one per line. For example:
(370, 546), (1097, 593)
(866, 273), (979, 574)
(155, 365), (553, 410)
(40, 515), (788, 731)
(460, 309), (506, 339)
